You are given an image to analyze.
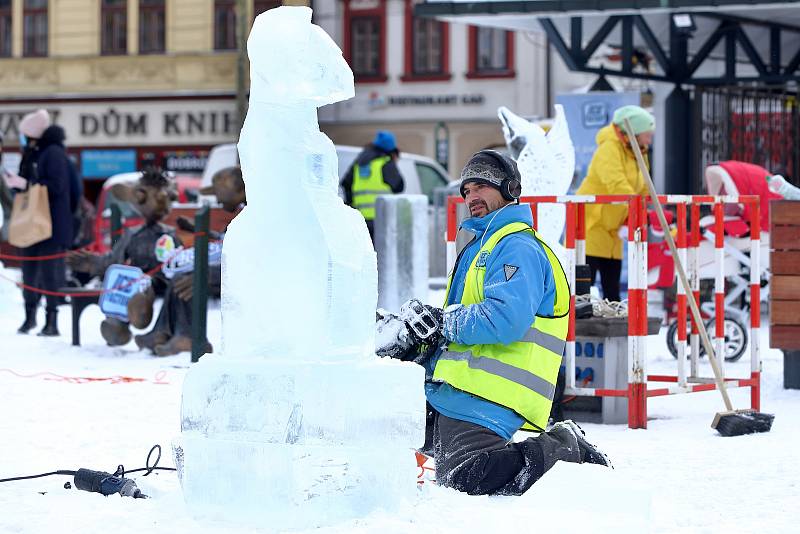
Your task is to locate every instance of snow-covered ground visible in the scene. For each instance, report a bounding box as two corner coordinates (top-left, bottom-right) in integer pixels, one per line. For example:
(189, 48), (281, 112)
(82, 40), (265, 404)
(0, 280), (797, 533)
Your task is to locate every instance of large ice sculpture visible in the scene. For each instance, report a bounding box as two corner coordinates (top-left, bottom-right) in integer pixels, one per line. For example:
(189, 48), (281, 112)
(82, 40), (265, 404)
(174, 7), (424, 529)
(498, 105), (575, 258)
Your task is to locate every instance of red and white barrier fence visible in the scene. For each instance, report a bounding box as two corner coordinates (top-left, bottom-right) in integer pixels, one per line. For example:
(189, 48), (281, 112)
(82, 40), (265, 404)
(445, 194), (763, 429)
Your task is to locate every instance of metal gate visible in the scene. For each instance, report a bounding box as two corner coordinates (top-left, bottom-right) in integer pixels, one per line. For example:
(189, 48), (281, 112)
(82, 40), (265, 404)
(693, 85), (800, 193)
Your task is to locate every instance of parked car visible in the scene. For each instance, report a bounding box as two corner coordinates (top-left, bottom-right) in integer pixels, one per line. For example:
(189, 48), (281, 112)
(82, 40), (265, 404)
(90, 172), (237, 254)
(200, 143), (456, 203)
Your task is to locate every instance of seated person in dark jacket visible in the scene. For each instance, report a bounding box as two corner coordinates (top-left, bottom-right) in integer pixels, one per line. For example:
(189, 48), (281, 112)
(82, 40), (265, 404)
(66, 168), (181, 346)
(134, 166), (245, 356)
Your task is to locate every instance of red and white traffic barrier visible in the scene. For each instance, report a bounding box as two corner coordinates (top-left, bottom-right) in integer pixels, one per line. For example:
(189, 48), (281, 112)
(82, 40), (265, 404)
(443, 194), (763, 429)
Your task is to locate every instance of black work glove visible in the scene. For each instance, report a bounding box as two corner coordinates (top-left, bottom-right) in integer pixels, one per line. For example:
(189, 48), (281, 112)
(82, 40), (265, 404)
(399, 300), (444, 366)
(375, 309), (417, 361)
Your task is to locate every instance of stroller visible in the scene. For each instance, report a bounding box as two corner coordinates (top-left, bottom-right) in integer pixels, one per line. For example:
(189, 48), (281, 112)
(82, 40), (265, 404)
(648, 160), (781, 361)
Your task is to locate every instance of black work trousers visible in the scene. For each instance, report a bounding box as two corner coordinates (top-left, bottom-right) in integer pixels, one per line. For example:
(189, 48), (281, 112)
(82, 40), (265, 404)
(432, 412), (567, 496)
(586, 255), (622, 302)
(21, 241), (66, 312)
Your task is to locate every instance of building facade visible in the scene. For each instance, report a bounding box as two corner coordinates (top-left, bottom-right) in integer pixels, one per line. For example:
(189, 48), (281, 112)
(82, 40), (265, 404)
(0, 0), (295, 200)
(0, 0), (589, 198)
(316, 0), (568, 176)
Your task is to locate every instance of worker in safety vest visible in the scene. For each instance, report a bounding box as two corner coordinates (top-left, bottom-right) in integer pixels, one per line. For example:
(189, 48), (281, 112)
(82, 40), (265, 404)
(340, 130), (404, 238)
(375, 150), (611, 495)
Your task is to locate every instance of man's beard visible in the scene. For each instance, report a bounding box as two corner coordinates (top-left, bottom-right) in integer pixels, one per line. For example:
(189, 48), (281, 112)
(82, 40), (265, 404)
(469, 200), (488, 215)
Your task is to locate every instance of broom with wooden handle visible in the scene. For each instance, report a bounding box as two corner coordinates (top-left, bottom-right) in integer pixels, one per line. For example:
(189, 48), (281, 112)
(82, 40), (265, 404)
(622, 118), (774, 436)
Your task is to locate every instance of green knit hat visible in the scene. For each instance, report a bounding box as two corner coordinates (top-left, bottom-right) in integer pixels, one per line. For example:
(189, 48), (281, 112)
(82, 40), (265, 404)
(613, 105), (655, 135)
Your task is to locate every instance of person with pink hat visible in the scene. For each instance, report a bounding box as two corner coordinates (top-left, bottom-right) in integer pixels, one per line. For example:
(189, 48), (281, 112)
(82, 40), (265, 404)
(19, 109), (50, 142)
(17, 109), (51, 184)
(16, 109), (79, 337)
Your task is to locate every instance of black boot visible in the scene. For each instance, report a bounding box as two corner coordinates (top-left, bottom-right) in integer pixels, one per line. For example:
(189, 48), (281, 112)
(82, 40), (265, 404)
(17, 305), (38, 334)
(38, 310), (60, 337)
(553, 420), (612, 467)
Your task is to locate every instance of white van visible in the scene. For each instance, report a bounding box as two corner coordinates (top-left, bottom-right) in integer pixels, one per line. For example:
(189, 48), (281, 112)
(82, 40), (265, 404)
(201, 143), (456, 203)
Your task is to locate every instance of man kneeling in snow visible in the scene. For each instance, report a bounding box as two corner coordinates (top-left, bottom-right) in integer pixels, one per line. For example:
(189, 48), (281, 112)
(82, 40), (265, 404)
(377, 150), (610, 495)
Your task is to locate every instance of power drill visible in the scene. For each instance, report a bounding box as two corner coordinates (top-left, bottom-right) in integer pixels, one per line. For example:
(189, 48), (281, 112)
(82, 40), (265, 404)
(73, 468), (146, 498)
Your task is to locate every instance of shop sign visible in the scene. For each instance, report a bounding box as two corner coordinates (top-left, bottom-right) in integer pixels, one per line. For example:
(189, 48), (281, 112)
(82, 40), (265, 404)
(368, 93), (485, 109)
(81, 149), (137, 178)
(163, 150), (209, 173)
(0, 99), (238, 148)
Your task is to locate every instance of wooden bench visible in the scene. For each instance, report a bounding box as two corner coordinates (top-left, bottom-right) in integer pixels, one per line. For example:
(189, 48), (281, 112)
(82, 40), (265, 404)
(59, 287), (100, 347)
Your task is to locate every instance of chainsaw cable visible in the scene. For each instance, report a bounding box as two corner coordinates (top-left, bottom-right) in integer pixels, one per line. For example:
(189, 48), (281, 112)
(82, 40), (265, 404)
(0, 444), (176, 484)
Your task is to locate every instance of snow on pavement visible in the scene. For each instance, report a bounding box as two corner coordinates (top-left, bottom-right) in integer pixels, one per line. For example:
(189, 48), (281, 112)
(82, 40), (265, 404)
(0, 284), (797, 533)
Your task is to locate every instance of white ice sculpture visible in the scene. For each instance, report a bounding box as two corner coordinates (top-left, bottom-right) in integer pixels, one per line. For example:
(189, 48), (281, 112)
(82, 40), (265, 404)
(498, 105), (575, 260)
(174, 7), (424, 529)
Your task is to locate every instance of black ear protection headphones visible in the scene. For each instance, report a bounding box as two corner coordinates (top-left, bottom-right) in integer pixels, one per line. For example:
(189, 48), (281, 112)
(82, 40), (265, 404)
(476, 149), (522, 202)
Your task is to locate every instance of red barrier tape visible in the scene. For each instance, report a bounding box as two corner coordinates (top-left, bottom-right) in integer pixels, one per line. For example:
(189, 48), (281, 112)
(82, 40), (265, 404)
(0, 262), (165, 297)
(0, 231), (222, 296)
(0, 368), (170, 385)
(0, 232), (220, 262)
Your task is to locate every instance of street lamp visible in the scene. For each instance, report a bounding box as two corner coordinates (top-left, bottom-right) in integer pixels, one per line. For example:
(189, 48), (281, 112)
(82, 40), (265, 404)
(672, 13), (696, 36)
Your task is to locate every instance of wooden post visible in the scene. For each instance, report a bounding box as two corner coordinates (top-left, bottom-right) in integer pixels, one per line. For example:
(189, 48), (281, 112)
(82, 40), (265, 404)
(110, 204), (122, 247)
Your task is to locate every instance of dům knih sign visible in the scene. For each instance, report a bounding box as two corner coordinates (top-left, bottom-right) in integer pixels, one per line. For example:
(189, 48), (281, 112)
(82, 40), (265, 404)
(99, 265), (151, 322)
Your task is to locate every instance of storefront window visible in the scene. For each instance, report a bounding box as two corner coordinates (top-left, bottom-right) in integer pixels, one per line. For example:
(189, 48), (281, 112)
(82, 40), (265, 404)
(344, 0), (386, 82)
(467, 26), (514, 79)
(412, 19), (443, 74)
(351, 17), (380, 77)
(402, 0), (449, 81)
(412, 17), (445, 75)
(214, 0), (236, 51)
(101, 0), (127, 55)
(23, 0), (47, 57)
(0, 0), (11, 58)
(254, 0), (281, 17)
(476, 27), (507, 72)
(139, 0), (165, 54)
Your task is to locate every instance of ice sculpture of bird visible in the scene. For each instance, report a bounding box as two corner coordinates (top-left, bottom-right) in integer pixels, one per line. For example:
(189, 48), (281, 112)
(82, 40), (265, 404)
(498, 105), (575, 261)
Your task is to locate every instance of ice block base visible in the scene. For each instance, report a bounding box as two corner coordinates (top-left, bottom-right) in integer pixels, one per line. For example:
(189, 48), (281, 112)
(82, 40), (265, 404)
(175, 356), (425, 528)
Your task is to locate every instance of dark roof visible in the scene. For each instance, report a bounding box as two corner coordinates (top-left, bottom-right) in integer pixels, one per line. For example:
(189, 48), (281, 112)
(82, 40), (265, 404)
(416, 1), (800, 83)
(416, 0), (800, 21)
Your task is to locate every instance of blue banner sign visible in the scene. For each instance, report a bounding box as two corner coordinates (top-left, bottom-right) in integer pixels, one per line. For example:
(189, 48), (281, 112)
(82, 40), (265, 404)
(555, 92), (640, 187)
(81, 149), (137, 178)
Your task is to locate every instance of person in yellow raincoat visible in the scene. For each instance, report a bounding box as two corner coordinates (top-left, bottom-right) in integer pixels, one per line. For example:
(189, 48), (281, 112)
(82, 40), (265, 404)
(576, 105), (655, 302)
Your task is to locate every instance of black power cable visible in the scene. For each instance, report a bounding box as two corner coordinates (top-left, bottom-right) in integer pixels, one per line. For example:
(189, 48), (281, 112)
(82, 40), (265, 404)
(0, 444), (176, 498)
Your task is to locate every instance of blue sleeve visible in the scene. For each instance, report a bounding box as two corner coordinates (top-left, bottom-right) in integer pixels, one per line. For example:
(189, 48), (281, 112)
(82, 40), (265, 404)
(443, 234), (550, 345)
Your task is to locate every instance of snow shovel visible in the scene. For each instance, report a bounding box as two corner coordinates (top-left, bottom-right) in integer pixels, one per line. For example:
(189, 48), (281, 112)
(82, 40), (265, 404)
(621, 118), (774, 437)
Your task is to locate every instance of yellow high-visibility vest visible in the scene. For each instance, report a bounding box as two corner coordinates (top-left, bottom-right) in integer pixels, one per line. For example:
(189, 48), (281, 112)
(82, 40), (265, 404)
(434, 221), (570, 431)
(352, 156), (392, 221)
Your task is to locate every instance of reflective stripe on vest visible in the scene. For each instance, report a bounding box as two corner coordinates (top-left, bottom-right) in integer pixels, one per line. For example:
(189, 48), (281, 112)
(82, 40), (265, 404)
(434, 221), (570, 431)
(352, 156), (392, 221)
(438, 347), (557, 400)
